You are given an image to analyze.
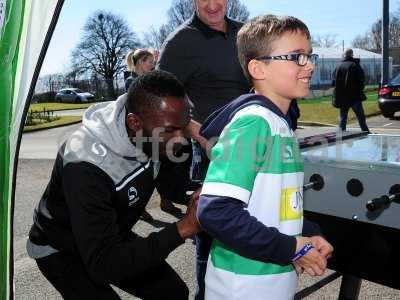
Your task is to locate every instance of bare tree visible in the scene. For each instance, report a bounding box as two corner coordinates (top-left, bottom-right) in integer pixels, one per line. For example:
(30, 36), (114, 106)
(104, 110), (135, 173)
(311, 34), (338, 48)
(167, 0), (194, 28)
(143, 24), (175, 50)
(38, 73), (66, 93)
(227, 0), (249, 22)
(389, 15), (400, 48)
(352, 33), (375, 49)
(352, 14), (400, 51)
(143, 0), (249, 49)
(71, 11), (140, 98)
(371, 19), (382, 51)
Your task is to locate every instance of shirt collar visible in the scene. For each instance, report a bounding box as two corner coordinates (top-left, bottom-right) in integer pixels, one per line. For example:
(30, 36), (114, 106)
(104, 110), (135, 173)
(190, 14), (238, 39)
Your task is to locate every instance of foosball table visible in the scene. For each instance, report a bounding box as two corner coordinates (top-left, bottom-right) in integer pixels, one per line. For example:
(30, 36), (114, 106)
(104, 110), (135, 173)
(297, 132), (400, 299)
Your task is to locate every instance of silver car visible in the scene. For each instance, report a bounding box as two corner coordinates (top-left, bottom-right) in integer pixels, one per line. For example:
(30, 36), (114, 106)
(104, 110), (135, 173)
(55, 88), (94, 103)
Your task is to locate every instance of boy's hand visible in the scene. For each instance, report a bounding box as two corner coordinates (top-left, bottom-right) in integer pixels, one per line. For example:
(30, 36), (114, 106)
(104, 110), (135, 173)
(310, 236), (333, 259)
(294, 237), (327, 276)
(293, 261), (303, 275)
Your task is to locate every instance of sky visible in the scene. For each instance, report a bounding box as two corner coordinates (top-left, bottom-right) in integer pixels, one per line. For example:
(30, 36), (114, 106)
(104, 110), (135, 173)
(40, 0), (400, 76)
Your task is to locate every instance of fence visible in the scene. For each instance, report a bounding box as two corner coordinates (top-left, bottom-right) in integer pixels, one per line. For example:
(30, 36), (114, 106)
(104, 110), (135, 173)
(25, 108), (58, 126)
(311, 57), (385, 90)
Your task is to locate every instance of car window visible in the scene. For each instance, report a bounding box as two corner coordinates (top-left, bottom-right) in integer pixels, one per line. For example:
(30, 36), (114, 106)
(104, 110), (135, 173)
(74, 89), (83, 93)
(390, 73), (400, 85)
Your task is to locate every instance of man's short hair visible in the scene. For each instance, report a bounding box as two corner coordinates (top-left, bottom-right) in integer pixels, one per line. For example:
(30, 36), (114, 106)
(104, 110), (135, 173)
(126, 70), (186, 116)
(344, 48), (353, 58)
(237, 14), (311, 81)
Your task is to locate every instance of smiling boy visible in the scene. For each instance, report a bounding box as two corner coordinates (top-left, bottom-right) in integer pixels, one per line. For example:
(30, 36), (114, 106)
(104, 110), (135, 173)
(197, 15), (333, 300)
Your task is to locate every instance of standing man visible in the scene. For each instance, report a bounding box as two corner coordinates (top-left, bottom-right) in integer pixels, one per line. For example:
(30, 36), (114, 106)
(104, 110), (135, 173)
(157, 1), (251, 298)
(157, 0), (250, 123)
(27, 71), (201, 300)
(332, 48), (370, 132)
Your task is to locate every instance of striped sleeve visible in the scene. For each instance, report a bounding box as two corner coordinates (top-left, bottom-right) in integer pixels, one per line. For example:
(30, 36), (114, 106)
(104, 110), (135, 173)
(201, 115), (271, 203)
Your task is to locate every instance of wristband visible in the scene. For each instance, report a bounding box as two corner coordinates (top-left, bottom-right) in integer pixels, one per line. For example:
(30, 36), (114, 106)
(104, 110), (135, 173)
(292, 243), (314, 262)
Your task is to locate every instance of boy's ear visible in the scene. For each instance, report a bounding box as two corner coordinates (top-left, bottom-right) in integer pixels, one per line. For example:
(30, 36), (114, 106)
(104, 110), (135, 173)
(248, 59), (267, 80)
(126, 113), (142, 132)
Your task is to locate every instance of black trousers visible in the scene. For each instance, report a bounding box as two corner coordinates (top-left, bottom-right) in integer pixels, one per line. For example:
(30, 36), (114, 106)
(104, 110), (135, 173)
(36, 252), (189, 300)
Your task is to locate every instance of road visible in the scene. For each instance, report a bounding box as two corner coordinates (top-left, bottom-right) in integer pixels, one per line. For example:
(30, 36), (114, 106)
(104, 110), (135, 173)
(365, 114), (400, 130)
(19, 124), (80, 159)
(53, 108), (86, 117)
(14, 113), (400, 299)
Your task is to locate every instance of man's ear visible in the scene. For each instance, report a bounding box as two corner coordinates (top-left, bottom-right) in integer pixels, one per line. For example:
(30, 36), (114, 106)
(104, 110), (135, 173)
(248, 59), (267, 81)
(126, 113), (142, 132)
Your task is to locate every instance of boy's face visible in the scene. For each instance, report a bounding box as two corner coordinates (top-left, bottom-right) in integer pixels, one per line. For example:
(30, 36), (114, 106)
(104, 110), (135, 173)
(258, 31), (314, 104)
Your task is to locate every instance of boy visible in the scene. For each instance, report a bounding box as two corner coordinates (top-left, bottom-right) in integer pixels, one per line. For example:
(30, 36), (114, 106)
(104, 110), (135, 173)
(197, 15), (333, 300)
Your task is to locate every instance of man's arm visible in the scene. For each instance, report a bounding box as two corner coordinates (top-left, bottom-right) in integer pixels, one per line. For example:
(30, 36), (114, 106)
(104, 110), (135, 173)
(63, 162), (199, 285)
(356, 64), (366, 91)
(332, 68), (337, 86)
(184, 119), (208, 149)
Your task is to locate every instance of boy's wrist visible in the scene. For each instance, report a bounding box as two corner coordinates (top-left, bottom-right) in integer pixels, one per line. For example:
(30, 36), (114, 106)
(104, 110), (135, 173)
(292, 243), (314, 262)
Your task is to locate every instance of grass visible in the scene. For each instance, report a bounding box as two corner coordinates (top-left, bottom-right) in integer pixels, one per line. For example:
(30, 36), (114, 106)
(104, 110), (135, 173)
(25, 92), (382, 131)
(29, 102), (97, 112)
(24, 116), (82, 132)
(299, 91), (380, 125)
(300, 91), (377, 104)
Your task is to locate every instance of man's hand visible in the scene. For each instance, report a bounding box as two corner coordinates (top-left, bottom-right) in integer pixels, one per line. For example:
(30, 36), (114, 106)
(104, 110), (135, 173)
(184, 119), (208, 149)
(310, 236), (333, 259)
(176, 188), (202, 239)
(294, 236), (327, 277)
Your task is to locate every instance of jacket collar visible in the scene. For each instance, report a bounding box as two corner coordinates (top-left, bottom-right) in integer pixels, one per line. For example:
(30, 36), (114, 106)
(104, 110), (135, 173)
(200, 93), (291, 140)
(190, 13), (239, 39)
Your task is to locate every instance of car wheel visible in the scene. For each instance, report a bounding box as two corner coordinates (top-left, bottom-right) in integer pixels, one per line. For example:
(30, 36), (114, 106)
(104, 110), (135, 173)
(382, 111), (394, 118)
(75, 97), (81, 103)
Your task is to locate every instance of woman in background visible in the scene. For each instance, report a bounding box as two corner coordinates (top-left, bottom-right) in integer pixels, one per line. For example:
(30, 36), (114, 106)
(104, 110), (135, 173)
(124, 49), (154, 92)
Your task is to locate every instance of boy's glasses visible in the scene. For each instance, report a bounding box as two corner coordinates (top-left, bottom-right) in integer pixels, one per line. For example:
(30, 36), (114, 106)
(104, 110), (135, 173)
(255, 53), (319, 66)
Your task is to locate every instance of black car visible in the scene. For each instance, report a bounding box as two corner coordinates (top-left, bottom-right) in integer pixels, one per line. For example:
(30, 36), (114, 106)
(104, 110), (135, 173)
(378, 73), (400, 118)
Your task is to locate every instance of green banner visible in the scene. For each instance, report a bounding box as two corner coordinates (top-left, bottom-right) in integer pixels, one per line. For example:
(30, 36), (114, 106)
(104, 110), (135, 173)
(0, 0), (61, 298)
(0, 1), (25, 299)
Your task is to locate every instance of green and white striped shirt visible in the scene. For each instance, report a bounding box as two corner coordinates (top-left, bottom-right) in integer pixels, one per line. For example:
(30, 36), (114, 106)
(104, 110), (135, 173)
(201, 104), (304, 300)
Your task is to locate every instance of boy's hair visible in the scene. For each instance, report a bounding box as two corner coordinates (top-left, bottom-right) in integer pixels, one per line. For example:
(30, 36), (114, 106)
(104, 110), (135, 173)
(237, 15), (311, 81)
(126, 70), (186, 116)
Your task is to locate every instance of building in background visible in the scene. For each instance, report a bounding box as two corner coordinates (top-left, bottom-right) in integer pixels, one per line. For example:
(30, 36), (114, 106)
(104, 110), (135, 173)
(311, 48), (392, 88)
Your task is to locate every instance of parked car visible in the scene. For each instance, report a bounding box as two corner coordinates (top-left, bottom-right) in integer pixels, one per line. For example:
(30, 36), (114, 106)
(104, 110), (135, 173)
(55, 88), (94, 103)
(378, 73), (400, 118)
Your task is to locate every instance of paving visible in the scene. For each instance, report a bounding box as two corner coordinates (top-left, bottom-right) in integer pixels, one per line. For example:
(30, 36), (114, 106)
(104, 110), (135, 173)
(14, 158), (400, 299)
(13, 122), (400, 299)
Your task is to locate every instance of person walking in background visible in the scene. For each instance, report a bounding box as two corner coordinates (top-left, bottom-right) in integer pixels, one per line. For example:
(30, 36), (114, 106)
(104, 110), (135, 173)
(332, 48), (370, 132)
(124, 49), (155, 92)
